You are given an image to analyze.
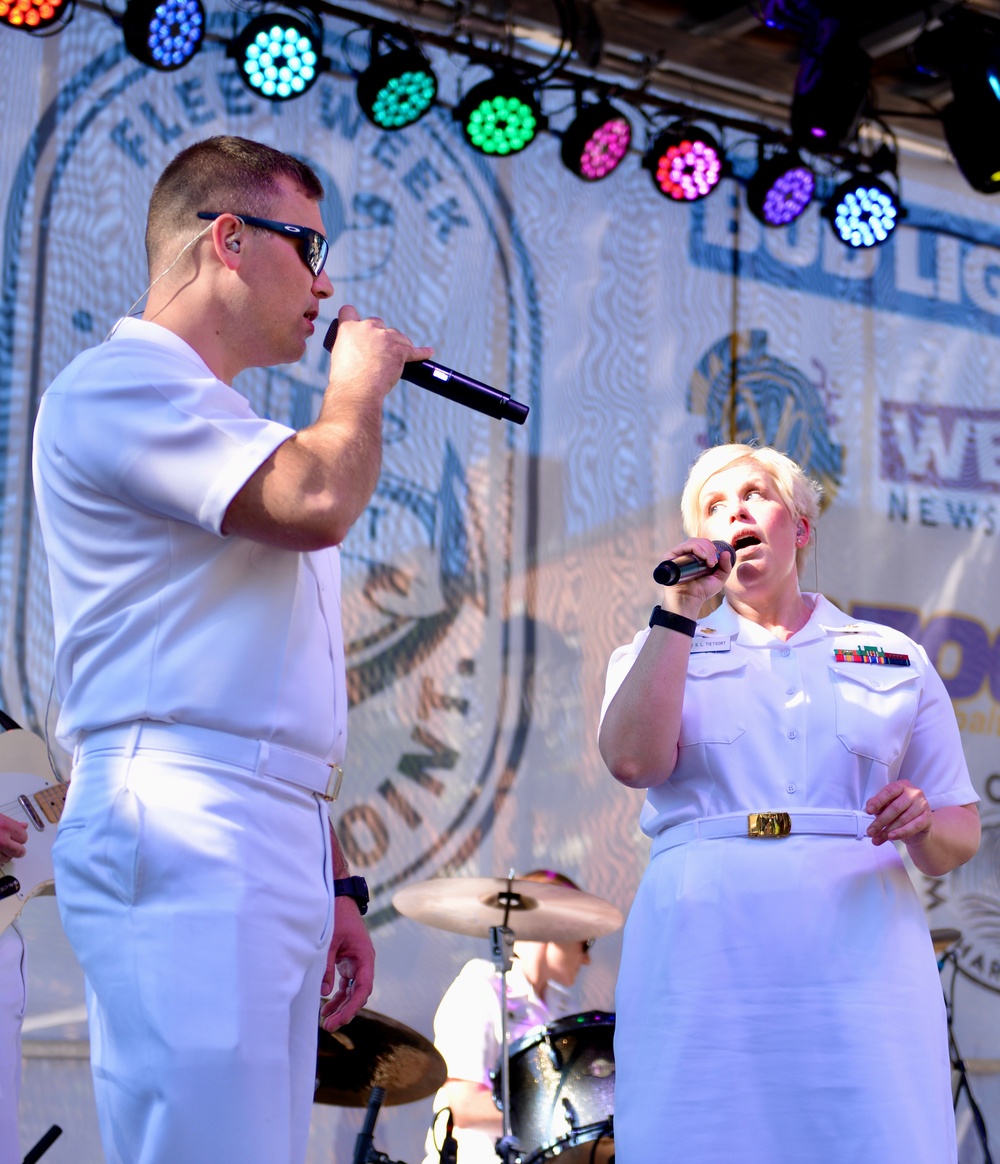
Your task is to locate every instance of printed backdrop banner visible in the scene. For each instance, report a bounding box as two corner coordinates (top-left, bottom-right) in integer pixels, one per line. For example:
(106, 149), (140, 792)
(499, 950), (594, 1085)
(3, 11), (1000, 1162)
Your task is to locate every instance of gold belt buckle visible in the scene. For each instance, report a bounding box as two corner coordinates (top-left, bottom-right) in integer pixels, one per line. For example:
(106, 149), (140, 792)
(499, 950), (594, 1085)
(747, 811), (792, 838)
(323, 764), (344, 802)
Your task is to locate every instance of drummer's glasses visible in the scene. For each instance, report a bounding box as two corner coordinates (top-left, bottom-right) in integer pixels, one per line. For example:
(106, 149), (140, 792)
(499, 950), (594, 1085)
(197, 212), (330, 277)
(582, 938), (595, 953)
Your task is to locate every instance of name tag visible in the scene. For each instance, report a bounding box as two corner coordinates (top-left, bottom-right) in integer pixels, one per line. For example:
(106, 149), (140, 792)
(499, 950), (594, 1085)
(691, 635), (732, 653)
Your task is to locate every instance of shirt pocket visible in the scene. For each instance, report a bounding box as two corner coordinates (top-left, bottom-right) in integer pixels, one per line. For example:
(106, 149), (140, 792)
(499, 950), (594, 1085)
(828, 662), (919, 764)
(679, 655), (747, 746)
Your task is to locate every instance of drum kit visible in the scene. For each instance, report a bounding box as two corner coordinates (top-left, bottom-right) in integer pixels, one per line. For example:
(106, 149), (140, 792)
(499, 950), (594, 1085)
(317, 873), (623, 1164)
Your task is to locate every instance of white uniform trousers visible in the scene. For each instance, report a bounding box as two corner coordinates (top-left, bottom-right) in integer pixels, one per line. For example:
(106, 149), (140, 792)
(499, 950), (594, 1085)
(53, 730), (335, 1164)
(0, 925), (25, 1164)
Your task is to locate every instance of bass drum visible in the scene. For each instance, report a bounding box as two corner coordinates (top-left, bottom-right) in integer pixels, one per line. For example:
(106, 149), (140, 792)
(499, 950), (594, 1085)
(496, 1010), (615, 1163)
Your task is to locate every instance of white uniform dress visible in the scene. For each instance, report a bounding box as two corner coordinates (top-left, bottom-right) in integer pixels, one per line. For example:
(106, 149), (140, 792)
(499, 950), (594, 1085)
(601, 594), (978, 1164)
(32, 318), (348, 1164)
(421, 958), (572, 1164)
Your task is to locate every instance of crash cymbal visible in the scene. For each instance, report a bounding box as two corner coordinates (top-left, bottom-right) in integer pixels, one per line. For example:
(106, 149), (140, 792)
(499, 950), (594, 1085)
(392, 876), (624, 942)
(314, 1009), (446, 1107)
(931, 928), (962, 957)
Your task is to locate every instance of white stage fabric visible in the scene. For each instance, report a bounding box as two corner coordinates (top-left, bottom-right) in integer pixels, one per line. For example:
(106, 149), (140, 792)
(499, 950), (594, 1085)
(3, 13), (1000, 1161)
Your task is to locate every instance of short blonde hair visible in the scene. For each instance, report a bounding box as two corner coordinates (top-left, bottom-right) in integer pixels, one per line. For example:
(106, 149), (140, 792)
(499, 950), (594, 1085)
(680, 444), (823, 573)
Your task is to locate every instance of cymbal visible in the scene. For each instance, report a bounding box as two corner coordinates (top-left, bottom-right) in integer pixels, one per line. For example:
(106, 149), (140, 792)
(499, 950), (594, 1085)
(392, 876), (624, 942)
(931, 927), (962, 957)
(314, 1009), (446, 1107)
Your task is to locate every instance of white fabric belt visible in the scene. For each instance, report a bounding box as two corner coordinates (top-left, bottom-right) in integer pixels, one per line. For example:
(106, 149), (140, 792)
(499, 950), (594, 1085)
(650, 809), (875, 858)
(75, 721), (343, 800)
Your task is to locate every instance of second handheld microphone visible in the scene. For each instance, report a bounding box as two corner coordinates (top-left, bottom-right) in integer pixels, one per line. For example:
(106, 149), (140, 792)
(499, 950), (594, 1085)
(653, 541), (735, 586)
(323, 320), (529, 425)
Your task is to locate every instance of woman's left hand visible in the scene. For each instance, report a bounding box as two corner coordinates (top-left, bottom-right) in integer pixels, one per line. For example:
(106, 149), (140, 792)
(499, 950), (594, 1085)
(865, 779), (931, 845)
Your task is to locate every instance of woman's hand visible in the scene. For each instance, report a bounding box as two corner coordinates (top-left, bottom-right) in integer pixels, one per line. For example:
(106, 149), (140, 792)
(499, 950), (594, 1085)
(865, 780), (980, 875)
(655, 536), (733, 617)
(865, 779), (931, 845)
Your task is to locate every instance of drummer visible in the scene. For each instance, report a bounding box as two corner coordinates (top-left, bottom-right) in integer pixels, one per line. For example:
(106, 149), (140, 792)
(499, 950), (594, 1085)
(420, 869), (593, 1164)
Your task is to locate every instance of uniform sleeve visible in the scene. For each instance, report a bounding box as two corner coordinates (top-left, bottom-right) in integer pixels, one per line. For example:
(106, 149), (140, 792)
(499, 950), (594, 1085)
(599, 628), (650, 726)
(895, 643), (979, 810)
(432, 963), (501, 1087)
(45, 339), (292, 535)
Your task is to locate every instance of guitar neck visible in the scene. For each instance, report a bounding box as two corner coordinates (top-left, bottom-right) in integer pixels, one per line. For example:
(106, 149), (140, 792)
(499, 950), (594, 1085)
(28, 782), (67, 827)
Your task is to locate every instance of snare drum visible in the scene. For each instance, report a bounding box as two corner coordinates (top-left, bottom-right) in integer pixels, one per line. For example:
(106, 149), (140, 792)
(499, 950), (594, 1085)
(495, 1010), (615, 1163)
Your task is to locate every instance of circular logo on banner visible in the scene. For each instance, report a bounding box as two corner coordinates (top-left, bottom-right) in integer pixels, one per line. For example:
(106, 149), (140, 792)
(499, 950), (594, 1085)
(687, 329), (844, 506)
(2, 20), (540, 927)
(924, 807), (1000, 993)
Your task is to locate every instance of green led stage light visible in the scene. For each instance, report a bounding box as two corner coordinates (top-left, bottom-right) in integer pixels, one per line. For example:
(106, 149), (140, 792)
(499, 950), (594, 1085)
(455, 72), (544, 156)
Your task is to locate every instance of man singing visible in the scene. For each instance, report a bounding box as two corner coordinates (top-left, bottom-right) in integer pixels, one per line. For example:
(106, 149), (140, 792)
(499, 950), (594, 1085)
(32, 135), (432, 1164)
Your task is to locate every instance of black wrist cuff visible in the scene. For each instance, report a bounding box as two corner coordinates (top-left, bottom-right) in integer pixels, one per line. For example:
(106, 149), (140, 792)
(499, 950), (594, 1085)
(649, 605), (697, 637)
(333, 875), (370, 915)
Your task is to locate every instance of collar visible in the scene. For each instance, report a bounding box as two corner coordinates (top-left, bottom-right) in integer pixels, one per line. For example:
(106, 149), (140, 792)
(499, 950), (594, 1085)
(107, 316), (216, 379)
(699, 592), (847, 648)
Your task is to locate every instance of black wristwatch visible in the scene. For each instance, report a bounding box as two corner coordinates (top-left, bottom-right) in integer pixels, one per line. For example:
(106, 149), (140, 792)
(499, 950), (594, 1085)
(333, 875), (370, 915)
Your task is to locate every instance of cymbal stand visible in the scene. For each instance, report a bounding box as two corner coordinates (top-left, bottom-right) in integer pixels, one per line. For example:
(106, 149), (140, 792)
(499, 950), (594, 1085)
(939, 947), (994, 1164)
(491, 872), (523, 1164)
(351, 1086), (412, 1164)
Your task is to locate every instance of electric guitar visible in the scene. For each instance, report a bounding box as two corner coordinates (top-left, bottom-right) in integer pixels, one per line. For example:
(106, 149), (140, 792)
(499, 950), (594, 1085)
(0, 729), (66, 935)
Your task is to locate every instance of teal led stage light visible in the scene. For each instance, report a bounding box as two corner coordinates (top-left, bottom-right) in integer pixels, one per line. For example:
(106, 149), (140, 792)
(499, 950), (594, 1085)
(231, 12), (325, 102)
(357, 37), (437, 130)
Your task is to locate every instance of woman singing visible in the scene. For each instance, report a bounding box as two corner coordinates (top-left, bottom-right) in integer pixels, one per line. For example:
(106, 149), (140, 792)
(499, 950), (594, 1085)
(599, 443), (980, 1164)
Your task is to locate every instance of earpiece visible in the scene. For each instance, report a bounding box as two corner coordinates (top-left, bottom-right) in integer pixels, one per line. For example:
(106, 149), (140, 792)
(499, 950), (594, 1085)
(796, 524), (806, 543)
(226, 239), (240, 252)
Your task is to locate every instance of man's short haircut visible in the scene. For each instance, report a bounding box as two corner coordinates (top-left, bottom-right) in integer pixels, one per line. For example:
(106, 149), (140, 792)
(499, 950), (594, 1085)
(145, 135), (324, 272)
(680, 443), (823, 572)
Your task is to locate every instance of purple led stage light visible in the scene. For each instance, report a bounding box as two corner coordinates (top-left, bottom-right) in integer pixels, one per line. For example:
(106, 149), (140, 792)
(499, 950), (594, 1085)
(746, 151), (816, 227)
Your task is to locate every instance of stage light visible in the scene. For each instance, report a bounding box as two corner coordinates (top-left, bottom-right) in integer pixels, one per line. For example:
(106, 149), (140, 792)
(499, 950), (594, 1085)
(561, 101), (632, 181)
(123, 0), (204, 70)
(1, 0), (70, 30)
(825, 174), (900, 248)
(455, 72), (544, 156)
(790, 20), (870, 149)
(356, 36), (437, 130)
(914, 12), (1000, 194)
(230, 12), (325, 102)
(746, 150), (815, 226)
(643, 124), (724, 202)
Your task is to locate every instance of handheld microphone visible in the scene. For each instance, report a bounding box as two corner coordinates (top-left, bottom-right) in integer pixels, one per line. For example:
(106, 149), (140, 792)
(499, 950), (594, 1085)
(323, 320), (529, 425)
(653, 541), (735, 586)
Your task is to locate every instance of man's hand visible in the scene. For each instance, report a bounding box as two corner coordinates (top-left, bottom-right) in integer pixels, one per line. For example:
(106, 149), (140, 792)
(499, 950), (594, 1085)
(0, 813), (27, 862)
(326, 304), (434, 409)
(320, 896), (375, 1032)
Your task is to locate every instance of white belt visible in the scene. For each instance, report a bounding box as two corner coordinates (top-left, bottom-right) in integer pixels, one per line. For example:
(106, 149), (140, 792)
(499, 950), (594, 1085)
(75, 721), (344, 801)
(650, 809), (875, 858)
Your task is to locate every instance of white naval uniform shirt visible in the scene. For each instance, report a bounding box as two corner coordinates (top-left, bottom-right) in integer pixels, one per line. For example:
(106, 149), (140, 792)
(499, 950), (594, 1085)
(601, 592), (977, 837)
(32, 317), (347, 762)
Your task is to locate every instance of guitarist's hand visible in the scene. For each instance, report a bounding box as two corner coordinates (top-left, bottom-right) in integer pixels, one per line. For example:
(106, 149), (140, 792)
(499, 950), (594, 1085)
(319, 896), (375, 1032)
(0, 813), (26, 861)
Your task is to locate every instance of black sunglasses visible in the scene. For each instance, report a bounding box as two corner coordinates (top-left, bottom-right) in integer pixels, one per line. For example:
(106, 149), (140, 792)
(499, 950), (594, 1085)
(197, 212), (329, 277)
